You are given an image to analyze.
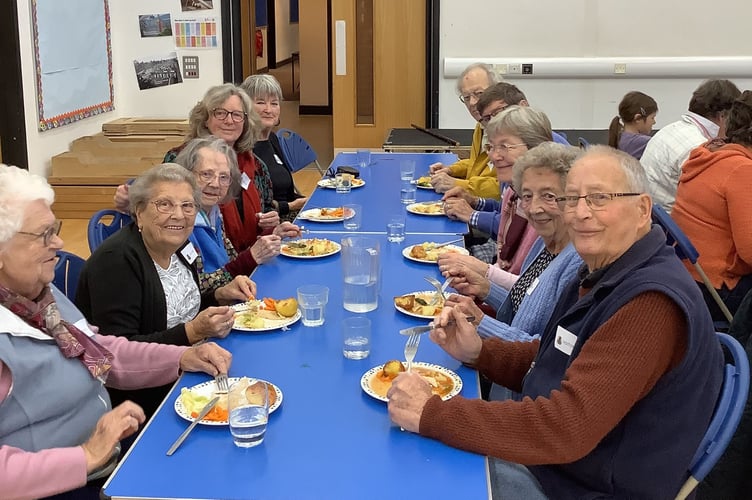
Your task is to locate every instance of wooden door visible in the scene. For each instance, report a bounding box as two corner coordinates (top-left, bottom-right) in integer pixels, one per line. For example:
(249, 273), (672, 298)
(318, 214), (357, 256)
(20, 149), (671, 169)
(240, 0), (257, 78)
(331, 0), (426, 149)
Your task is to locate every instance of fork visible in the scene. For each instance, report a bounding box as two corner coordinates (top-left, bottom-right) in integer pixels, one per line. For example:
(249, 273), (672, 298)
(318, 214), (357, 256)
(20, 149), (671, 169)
(424, 276), (453, 306)
(404, 333), (421, 373)
(215, 373), (229, 394)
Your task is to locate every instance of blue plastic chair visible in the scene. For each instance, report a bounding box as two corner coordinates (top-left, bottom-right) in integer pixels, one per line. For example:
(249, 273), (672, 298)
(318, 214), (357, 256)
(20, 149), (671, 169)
(675, 332), (750, 499)
(578, 136), (590, 149)
(651, 205), (734, 325)
(276, 128), (324, 174)
(87, 209), (132, 253)
(53, 251), (86, 300)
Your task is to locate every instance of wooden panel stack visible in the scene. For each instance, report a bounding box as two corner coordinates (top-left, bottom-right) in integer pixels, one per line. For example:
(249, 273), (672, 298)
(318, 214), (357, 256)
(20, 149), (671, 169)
(50, 119), (188, 219)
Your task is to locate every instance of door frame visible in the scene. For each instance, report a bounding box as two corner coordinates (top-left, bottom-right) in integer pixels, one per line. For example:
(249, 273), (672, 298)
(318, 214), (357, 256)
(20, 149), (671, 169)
(0, 0), (28, 168)
(426, 0), (440, 128)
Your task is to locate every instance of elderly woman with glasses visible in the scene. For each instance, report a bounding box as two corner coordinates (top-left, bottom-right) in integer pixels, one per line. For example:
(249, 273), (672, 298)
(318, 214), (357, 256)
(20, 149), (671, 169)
(76, 163), (256, 417)
(0, 164), (231, 500)
(241, 74), (307, 221)
(440, 106), (551, 285)
(115, 83), (281, 253)
(388, 146), (723, 499)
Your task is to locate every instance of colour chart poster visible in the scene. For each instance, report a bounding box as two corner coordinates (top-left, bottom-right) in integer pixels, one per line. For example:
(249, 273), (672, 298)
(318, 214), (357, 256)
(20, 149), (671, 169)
(173, 17), (218, 48)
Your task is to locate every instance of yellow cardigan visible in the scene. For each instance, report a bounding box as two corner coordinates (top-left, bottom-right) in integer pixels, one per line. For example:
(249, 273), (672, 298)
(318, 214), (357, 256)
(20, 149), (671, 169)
(447, 123), (500, 200)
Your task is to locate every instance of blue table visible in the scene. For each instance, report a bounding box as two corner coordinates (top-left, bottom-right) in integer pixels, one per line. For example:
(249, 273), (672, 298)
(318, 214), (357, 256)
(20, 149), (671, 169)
(297, 152), (468, 235)
(103, 232), (488, 500)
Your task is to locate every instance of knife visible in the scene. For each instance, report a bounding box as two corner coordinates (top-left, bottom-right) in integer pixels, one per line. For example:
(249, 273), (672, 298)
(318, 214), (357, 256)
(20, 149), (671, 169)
(434, 238), (464, 249)
(399, 316), (475, 336)
(166, 396), (220, 456)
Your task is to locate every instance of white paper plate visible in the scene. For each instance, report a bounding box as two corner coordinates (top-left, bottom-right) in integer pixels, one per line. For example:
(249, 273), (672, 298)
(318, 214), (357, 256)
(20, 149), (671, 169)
(406, 202), (445, 216)
(394, 290), (443, 319)
(174, 377), (283, 426)
(360, 362), (462, 402)
(402, 243), (469, 263)
(280, 239), (341, 259)
(232, 303), (301, 332)
(317, 178), (366, 189)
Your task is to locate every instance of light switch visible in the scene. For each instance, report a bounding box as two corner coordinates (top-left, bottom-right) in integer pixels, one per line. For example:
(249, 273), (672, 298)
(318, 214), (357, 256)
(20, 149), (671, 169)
(182, 56), (200, 79)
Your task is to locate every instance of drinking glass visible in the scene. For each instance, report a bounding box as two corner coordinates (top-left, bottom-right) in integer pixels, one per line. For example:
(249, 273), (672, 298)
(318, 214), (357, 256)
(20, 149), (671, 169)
(400, 180), (416, 204)
(342, 316), (371, 359)
(335, 173), (352, 194)
(296, 284), (329, 326)
(386, 214), (406, 243)
(356, 149), (371, 168)
(229, 379), (269, 448)
(343, 204), (362, 230)
(399, 160), (416, 181)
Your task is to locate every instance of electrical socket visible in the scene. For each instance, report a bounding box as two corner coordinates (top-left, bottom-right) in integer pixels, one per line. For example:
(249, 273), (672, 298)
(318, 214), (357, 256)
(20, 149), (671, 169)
(522, 63), (533, 75)
(614, 63), (627, 75)
(509, 63), (522, 75)
(495, 63), (508, 75)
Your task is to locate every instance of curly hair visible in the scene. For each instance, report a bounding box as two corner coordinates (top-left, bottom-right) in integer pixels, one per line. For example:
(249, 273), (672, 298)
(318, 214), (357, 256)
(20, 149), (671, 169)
(688, 79), (741, 119)
(725, 90), (752, 146)
(187, 83), (261, 153)
(0, 164), (54, 244)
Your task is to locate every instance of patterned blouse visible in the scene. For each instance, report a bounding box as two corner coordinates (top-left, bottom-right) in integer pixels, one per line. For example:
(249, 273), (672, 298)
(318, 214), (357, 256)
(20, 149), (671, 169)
(154, 254), (201, 328)
(508, 248), (557, 315)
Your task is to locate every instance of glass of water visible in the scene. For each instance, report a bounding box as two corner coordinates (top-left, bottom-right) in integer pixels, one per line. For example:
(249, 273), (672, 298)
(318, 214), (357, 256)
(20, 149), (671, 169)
(400, 180), (416, 204)
(335, 173), (352, 194)
(343, 204), (362, 230)
(356, 149), (371, 168)
(342, 316), (371, 359)
(229, 379), (269, 448)
(296, 284), (329, 326)
(399, 160), (416, 181)
(386, 214), (406, 243)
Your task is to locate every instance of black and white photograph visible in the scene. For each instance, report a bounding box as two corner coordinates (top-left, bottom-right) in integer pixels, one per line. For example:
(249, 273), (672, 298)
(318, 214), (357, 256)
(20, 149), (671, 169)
(138, 13), (172, 37)
(180, 0), (214, 11)
(133, 52), (182, 90)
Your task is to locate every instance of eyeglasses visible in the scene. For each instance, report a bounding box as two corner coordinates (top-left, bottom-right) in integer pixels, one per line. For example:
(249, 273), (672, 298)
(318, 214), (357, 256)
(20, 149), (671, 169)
(484, 143), (527, 154)
(555, 192), (642, 211)
(211, 107), (246, 123)
(459, 90), (485, 104)
(519, 192), (560, 207)
(196, 170), (232, 186)
(18, 220), (62, 246)
(152, 200), (198, 215)
(480, 105), (508, 123)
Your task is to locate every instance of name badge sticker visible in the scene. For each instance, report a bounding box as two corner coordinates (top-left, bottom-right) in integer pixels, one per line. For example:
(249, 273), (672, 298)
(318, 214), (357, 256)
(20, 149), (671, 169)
(554, 326), (577, 356)
(240, 172), (251, 190)
(180, 242), (198, 264)
(273, 153), (284, 165)
(526, 277), (540, 295)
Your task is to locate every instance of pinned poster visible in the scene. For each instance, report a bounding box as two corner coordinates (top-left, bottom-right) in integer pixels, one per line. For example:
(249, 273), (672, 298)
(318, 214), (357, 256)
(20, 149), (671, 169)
(173, 17), (218, 49)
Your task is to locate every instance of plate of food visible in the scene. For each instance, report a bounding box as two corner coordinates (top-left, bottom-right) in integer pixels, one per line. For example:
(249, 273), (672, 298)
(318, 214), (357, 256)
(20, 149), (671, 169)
(402, 242), (469, 263)
(175, 376), (283, 426)
(298, 207), (351, 222)
(360, 361), (462, 402)
(281, 238), (341, 259)
(394, 291), (444, 318)
(232, 298), (301, 331)
(406, 201), (444, 216)
(317, 177), (366, 189)
(415, 176), (433, 189)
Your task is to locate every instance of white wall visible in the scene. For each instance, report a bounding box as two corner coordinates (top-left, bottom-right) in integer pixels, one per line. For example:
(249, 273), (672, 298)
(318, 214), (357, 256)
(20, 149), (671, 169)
(439, 0), (752, 130)
(274, 0), (299, 63)
(18, 0), (225, 176)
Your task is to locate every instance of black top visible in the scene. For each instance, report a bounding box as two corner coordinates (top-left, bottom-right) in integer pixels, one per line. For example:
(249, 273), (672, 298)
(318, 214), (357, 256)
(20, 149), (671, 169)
(253, 133), (302, 215)
(75, 223), (218, 416)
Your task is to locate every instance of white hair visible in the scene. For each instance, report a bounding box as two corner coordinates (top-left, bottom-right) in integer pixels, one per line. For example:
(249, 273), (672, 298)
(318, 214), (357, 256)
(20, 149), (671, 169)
(0, 164), (55, 244)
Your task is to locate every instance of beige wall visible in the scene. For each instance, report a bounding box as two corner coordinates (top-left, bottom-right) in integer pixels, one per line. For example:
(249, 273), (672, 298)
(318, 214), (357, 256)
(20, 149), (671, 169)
(299, 0), (329, 107)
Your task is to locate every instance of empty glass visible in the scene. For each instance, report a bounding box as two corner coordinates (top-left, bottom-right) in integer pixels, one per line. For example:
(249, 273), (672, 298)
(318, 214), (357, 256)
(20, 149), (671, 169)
(343, 204), (362, 230)
(356, 149), (371, 168)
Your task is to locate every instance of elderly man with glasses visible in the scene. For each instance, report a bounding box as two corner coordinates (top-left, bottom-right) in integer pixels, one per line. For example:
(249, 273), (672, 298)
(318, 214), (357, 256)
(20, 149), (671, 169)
(429, 63), (500, 199)
(389, 146), (723, 499)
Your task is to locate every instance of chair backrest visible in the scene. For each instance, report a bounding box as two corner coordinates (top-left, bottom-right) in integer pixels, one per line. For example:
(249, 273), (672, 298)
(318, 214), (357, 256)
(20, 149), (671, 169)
(276, 128), (323, 173)
(652, 205), (733, 324)
(675, 332), (750, 499)
(87, 209), (132, 253)
(53, 251), (86, 301)
(578, 136), (590, 149)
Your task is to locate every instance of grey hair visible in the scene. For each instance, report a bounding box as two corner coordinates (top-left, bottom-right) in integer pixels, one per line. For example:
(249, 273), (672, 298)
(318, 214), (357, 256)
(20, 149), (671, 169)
(240, 74), (284, 101)
(187, 83), (261, 153)
(455, 62), (499, 94)
(0, 164), (55, 244)
(512, 142), (580, 193)
(174, 136), (242, 203)
(577, 145), (649, 192)
(128, 164), (202, 219)
(486, 105), (553, 148)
